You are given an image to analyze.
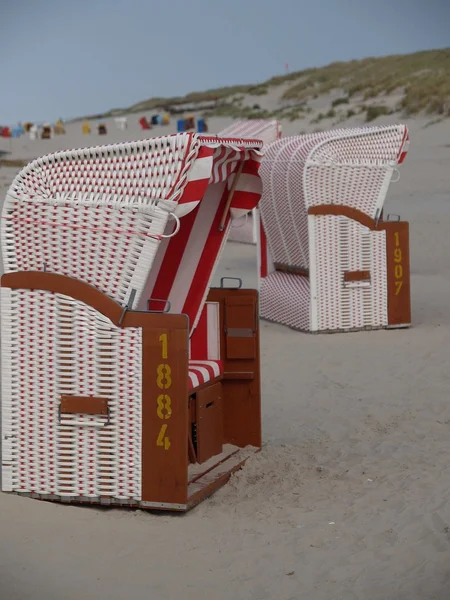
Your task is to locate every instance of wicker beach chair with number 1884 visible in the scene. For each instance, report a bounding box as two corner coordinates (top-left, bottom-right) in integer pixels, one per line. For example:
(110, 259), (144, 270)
(1, 133), (263, 511)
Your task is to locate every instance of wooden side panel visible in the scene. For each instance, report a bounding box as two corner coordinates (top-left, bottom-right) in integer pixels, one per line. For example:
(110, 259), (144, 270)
(378, 221), (411, 326)
(224, 295), (257, 359)
(141, 319), (189, 506)
(207, 288), (262, 449)
(195, 382), (223, 463)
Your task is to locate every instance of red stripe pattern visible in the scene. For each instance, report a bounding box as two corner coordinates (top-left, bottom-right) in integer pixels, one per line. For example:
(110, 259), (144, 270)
(139, 139), (263, 333)
(188, 360), (223, 390)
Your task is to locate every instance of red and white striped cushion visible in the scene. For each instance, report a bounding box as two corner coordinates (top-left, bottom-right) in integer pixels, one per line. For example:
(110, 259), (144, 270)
(188, 360), (223, 390)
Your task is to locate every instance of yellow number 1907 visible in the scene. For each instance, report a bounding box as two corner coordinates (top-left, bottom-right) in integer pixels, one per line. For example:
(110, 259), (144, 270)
(394, 232), (403, 296)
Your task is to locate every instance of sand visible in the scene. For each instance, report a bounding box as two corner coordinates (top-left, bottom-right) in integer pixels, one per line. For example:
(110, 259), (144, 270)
(1, 113), (450, 600)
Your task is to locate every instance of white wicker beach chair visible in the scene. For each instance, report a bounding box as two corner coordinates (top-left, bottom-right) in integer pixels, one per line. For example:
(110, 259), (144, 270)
(1, 133), (263, 511)
(217, 119), (281, 244)
(258, 124), (411, 333)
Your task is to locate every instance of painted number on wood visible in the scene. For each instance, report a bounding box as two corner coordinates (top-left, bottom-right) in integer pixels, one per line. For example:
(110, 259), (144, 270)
(156, 334), (171, 450)
(393, 232), (403, 295)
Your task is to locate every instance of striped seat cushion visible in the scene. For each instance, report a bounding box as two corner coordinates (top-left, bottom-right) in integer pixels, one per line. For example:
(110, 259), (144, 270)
(188, 360), (223, 390)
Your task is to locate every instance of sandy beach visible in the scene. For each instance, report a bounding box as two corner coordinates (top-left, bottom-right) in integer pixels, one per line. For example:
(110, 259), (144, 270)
(1, 112), (450, 600)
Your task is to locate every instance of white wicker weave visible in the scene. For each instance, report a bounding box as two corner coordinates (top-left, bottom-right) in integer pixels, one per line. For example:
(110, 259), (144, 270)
(258, 124), (409, 332)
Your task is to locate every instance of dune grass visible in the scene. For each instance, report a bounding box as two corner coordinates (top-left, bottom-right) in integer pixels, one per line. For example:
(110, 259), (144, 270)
(281, 48), (450, 116)
(85, 47), (449, 121)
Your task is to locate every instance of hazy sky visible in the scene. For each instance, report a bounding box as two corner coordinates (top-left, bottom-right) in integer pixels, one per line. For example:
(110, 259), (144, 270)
(1, 0), (449, 124)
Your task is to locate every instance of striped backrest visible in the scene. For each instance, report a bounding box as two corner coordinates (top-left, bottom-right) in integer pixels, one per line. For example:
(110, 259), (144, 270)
(259, 125), (409, 271)
(137, 137), (263, 333)
(218, 119), (281, 145)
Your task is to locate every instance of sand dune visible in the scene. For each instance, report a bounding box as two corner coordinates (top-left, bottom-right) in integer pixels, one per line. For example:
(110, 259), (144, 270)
(1, 113), (450, 600)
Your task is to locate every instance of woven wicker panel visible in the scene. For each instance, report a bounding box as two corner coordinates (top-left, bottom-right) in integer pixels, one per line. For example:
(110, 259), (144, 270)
(2, 134), (199, 308)
(260, 271), (310, 330)
(312, 215), (387, 331)
(1, 288), (142, 500)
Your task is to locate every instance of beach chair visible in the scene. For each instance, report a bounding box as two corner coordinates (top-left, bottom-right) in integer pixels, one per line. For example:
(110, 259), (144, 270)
(139, 116), (151, 130)
(1, 133), (263, 511)
(53, 120), (66, 135)
(41, 124), (52, 139)
(114, 117), (127, 131)
(82, 121), (91, 135)
(29, 125), (38, 140)
(98, 123), (107, 135)
(11, 125), (24, 138)
(218, 119), (282, 245)
(197, 118), (208, 133)
(258, 124), (411, 332)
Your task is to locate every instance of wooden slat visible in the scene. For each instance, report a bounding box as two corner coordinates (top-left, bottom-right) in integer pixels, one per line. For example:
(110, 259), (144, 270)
(60, 395), (108, 415)
(309, 204), (377, 230)
(343, 270), (371, 282)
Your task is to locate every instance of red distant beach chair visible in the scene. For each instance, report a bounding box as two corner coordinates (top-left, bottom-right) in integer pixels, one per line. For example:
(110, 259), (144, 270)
(139, 117), (151, 130)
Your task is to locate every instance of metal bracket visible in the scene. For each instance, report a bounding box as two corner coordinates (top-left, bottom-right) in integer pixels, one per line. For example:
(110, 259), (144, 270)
(147, 298), (172, 313)
(118, 288), (137, 325)
(386, 213), (401, 221)
(225, 327), (254, 338)
(220, 277), (242, 289)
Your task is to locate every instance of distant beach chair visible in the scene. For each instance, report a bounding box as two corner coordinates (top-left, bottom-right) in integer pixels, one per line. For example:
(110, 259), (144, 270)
(258, 124), (411, 332)
(162, 113), (170, 125)
(1, 133), (264, 511)
(1, 127), (11, 138)
(197, 118), (208, 133)
(11, 125), (24, 138)
(98, 123), (107, 135)
(139, 116), (151, 130)
(29, 125), (38, 140)
(217, 119), (282, 245)
(114, 117), (127, 131)
(53, 120), (66, 135)
(82, 121), (91, 135)
(41, 124), (52, 139)
(184, 116), (195, 131)
(23, 122), (33, 133)
(151, 115), (162, 126)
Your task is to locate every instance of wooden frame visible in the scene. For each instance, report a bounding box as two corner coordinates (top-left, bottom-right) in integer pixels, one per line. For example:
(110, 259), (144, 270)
(1, 272), (261, 511)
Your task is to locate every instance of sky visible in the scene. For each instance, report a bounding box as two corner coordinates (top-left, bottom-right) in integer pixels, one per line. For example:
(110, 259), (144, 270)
(1, 0), (449, 124)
